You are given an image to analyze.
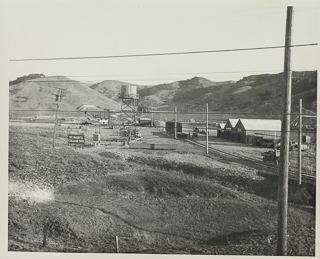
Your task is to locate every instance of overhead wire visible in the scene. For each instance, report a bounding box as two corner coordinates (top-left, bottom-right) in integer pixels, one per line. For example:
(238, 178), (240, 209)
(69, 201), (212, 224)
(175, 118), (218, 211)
(9, 43), (317, 62)
(8, 11), (317, 119)
(302, 107), (316, 115)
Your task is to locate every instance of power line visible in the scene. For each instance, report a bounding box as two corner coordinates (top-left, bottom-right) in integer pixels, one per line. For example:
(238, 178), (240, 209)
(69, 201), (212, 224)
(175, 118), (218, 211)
(9, 43), (317, 62)
(302, 107), (316, 115)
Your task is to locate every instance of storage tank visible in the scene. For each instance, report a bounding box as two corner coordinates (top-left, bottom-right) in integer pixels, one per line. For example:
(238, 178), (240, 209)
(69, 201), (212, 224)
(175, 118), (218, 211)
(119, 85), (139, 99)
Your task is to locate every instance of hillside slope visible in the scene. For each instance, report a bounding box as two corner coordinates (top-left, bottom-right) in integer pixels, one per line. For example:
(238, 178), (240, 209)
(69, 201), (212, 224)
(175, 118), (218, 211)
(9, 76), (121, 111)
(201, 71), (317, 115)
(9, 71), (317, 117)
(138, 77), (235, 107)
(136, 72), (317, 115)
(90, 80), (151, 101)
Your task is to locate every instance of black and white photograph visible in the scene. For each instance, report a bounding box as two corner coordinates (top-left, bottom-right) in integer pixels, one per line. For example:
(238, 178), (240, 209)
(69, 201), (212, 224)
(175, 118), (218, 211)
(1, 0), (318, 258)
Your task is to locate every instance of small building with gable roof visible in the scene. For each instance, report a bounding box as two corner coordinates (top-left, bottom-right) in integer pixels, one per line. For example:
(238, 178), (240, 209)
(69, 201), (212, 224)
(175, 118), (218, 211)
(233, 119), (281, 145)
(223, 119), (239, 140)
(217, 123), (226, 138)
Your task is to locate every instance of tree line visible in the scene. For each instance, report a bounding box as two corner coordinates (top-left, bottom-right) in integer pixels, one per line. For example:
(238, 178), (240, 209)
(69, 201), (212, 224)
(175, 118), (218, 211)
(9, 74), (45, 86)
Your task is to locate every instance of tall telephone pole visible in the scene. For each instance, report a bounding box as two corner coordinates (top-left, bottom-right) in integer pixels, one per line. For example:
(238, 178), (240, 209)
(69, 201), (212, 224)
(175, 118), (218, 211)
(52, 88), (66, 148)
(298, 99), (302, 185)
(206, 103), (209, 154)
(277, 6), (294, 256)
(174, 106), (177, 139)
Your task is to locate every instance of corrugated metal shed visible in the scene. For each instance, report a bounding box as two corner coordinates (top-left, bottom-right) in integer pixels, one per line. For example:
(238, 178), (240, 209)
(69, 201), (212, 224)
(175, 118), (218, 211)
(237, 119), (281, 131)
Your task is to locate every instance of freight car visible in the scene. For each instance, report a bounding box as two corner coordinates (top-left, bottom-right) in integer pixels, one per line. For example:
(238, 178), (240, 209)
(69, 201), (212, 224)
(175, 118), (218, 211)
(138, 117), (152, 127)
(165, 121), (182, 135)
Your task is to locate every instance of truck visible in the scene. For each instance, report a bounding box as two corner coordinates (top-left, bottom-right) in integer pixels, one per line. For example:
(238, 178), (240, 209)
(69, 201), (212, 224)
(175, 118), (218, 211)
(261, 149), (280, 166)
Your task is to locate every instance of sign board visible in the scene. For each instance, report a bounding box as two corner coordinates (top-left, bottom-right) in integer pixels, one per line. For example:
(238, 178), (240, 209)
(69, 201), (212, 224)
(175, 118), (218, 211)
(68, 134), (85, 144)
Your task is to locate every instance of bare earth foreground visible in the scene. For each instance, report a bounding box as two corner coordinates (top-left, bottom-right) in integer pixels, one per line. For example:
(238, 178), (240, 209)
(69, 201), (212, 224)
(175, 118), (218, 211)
(8, 123), (315, 255)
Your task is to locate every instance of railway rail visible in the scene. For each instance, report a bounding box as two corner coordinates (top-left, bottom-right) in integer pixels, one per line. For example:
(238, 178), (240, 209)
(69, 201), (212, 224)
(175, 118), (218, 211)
(185, 139), (316, 184)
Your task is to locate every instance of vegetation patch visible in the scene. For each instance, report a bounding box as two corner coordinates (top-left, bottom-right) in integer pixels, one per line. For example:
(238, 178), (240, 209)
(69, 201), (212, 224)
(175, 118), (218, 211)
(8, 125), (316, 255)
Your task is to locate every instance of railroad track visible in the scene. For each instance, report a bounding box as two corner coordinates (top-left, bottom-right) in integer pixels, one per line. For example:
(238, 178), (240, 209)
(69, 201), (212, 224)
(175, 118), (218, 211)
(185, 139), (316, 184)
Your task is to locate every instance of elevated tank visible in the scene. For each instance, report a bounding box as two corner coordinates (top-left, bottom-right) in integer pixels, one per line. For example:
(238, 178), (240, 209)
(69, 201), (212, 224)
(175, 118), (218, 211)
(119, 85), (139, 99)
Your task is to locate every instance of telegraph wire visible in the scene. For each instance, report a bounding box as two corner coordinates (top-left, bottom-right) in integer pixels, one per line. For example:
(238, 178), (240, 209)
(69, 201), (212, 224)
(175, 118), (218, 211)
(9, 43), (317, 62)
(302, 107), (316, 115)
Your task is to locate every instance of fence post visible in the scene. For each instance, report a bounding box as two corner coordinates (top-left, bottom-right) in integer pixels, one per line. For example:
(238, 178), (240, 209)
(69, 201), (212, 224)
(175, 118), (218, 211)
(115, 236), (119, 253)
(42, 217), (48, 247)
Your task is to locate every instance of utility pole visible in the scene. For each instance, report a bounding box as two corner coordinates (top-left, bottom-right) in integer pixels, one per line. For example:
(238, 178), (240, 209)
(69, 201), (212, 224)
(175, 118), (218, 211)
(206, 103), (209, 154)
(298, 99), (302, 185)
(151, 111), (154, 127)
(277, 6), (293, 256)
(134, 98), (137, 134)
(52, 88), (66, 148)
(174, 106), (177, 139)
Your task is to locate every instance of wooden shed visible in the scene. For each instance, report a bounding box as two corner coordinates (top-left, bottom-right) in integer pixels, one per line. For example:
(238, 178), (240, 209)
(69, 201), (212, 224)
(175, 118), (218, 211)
(224, 119), (239, 141)
(233, 119), (281, 144)
(217, 123), (226, 138)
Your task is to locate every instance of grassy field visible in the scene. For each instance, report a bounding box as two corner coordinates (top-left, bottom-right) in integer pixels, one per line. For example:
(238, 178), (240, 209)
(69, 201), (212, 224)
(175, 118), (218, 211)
(8, 123), (316, 255)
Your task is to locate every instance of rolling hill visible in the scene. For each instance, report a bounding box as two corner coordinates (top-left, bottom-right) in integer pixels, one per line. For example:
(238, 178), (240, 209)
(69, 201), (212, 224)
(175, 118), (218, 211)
(9, 71), (317, 120)
(136, 72), (317, 117)
(9, 76), (121, 111)
(88, 77), (235, 108)
(189, 71), (318, 115)
(89, 80), (151, 101)
(137, 77), (235, 108)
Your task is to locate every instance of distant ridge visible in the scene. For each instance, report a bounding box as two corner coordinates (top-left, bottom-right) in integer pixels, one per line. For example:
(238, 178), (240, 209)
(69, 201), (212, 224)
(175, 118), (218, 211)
(9, 76), (121, 111)
(9, 71), (317, 117)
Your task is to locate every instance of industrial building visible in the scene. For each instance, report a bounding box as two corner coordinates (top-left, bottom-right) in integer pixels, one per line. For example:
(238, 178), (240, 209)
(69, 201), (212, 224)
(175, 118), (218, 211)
(217, 123), (226, 138)
(232, 119), (281, 145)
(218, 118), (282, 146)
(224, 119), (239, 140)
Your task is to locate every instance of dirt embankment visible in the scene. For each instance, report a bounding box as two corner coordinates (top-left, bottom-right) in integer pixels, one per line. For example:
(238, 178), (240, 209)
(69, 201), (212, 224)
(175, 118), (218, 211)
(8, 125), (316, 255)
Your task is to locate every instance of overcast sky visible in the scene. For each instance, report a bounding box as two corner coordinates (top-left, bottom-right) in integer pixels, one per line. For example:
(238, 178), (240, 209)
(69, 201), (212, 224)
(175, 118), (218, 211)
(1, 0), (319, 85)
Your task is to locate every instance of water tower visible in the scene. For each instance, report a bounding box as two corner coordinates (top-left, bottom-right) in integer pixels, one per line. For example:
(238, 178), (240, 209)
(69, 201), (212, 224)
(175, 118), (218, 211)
(118, 85), (139, 124)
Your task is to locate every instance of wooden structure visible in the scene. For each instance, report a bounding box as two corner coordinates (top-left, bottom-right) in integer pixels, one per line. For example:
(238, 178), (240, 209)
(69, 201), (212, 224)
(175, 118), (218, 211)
(233, 119), (281, 144)
(224, 119), (239, 140)
(217, 123), (226, 138)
